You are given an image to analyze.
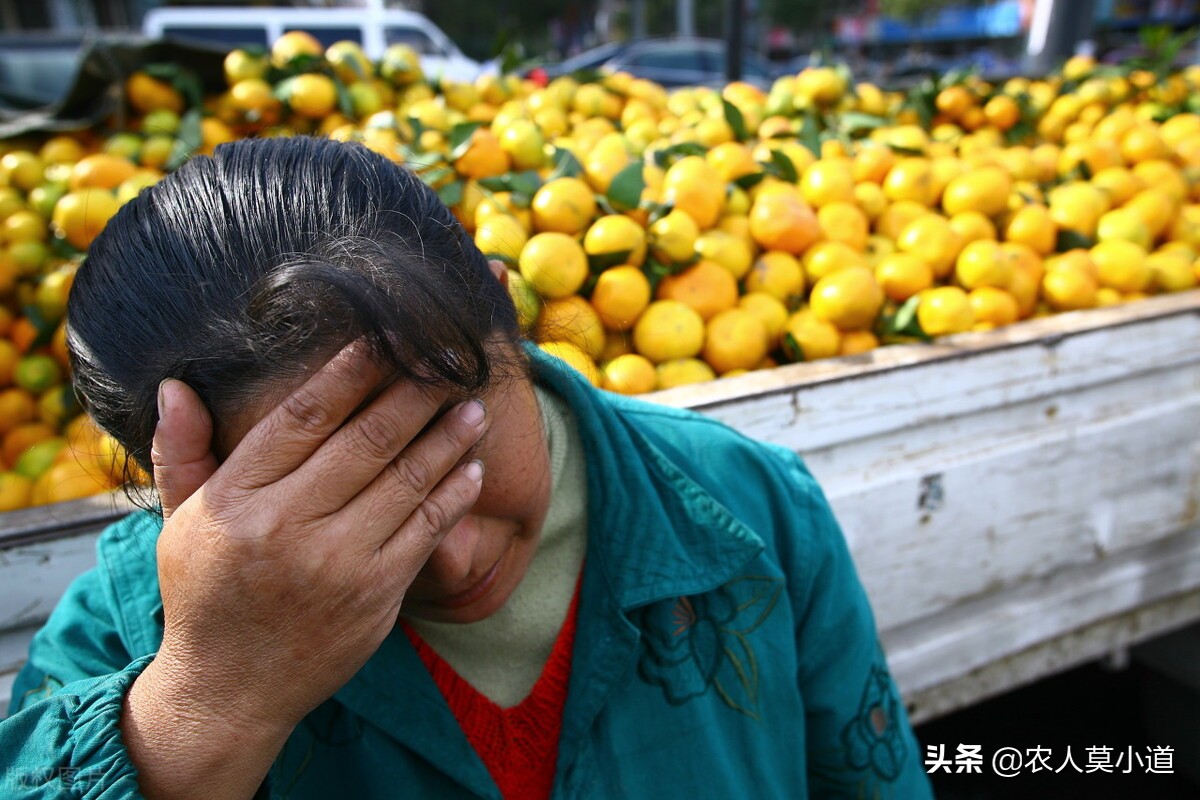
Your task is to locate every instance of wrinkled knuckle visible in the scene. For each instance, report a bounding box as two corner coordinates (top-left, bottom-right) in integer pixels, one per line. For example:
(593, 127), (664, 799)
(388, 453), (433, 494)
(278, 387), (334, 434)
(412, 494), (453, 538)
(348, 414), (403, 461)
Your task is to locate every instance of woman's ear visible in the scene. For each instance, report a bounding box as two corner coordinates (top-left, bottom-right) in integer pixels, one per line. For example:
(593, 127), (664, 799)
(488, 259), (508, 289)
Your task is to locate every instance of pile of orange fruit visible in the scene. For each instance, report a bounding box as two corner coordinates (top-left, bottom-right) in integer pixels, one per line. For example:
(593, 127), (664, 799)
(1, 35), (1199, 510)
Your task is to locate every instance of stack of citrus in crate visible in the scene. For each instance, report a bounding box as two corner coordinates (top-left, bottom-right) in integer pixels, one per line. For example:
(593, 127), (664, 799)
(2, 37), (1200, 510)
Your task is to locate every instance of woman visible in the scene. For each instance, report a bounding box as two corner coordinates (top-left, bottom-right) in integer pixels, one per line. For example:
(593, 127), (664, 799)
(2, 137), (932, 799)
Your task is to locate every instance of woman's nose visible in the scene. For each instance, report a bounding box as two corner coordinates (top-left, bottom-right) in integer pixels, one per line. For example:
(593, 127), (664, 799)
(418, 515), (479, 588)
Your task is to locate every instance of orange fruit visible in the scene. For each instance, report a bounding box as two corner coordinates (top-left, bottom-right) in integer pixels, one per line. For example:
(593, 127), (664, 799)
(0, 339), (17, 387)
(661, 156), (725, 229)
(737, 292), (789, 348)
(896, 215), (964, 278)
(917, 287), (975, 336)
(518, 233), (588, 299)
(531, 177), (597, 235)
(633, 300), (705, 363)
(875, 253), (934, 302)
(0, 470), (31, 511)
(876, 200), (931, 241)
(538, 341), (601, 387)
(817, 201), (869, 252)
(271, 30), (324, 68)
(44, 458), (118, 503)
(52, 189), (121, 250)
(14, 354), (63, 394)
(800, 159), (855, 208)
(655, 358), (717, 390)
(584, 214), (647, 267)
(702, 308), (768, 374)
(782, 309), (841, 362)
(1004, 204), (1057, 256)
(941, 166), (1013, 217)
(956, 240), (1013, 290)
(601, 353), (657, 395)
(455, 129), (511, 181)
(809, 267), (884, 331)
(474, 213), (528, 264)
(591, 265), (651, 331)
(649, 208), (700, 264)
(655, 260), (738, 321)
(535, 295), (605, 361)
(802, 241), (868, 284)
(968, 287), (1020, 327)
(2, 422), (55, 468)
(1090, 240), (1150, 293)
(68, 154), (137, 191)
(882, 158), (936, 206)
(1042, 266), (1098, 311)
(743, 251), (806, 305)
(838, 330), (879, 356)
(948, 211), (998, 246)
(13, 436), (65, 480)
(748, 190), (820, 254)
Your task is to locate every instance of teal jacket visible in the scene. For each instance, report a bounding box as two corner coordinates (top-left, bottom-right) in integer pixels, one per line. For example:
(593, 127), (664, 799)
(3, 348), (934, 799)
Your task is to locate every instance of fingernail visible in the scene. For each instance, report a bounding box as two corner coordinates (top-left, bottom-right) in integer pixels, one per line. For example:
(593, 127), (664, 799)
(463, 459), (484, 482)
(157, 380), (169, 418)
(459, 398), (486, 426)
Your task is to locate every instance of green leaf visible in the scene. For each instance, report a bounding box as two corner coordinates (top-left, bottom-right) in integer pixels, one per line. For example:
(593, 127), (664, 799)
(733, 171), (766, 190)
(782, 332), (805, 363)
(448, 121), (483, 160)
(1056, 229), (1095, 253)
(768, 149), (798, 183)
(891, 295), (922, 337)
(437, 179), (464, 208)
(548, 147), (584, 180)
(331, 74), (355, 119)
(838, 112), (888, 135)
(141, 63), (182, 82)
(722, 99), (748, 142)
(884, 144), (926, 157)
(418, 165), (454, 189)
(798, 112), (821, 159)
(166, 109), (202, 171)
(645, 201), (673, 226)
(587, 249), (633, 271)
(606, 161), (646, 212)
(644, 258), (673, 295)
(653, 142), (708, 169)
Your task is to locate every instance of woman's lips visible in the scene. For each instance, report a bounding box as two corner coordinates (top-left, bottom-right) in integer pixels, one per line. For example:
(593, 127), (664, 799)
(428, 556), (503, 610)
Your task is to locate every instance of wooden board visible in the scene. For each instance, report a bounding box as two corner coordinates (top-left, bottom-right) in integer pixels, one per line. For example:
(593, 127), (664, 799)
(2, 291), (1200, 718)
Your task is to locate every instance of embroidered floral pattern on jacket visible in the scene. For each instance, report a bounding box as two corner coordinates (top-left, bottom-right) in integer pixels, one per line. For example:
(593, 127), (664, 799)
(634, 576), (783, 720)
(839, 648), (907, 781)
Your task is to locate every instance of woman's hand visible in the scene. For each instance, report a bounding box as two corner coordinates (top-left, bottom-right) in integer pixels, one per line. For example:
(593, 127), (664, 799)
(121, 340), (487, 799)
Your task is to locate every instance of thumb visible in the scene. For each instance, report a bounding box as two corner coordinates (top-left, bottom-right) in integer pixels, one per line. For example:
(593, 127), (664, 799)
(151, 379), (218, 521)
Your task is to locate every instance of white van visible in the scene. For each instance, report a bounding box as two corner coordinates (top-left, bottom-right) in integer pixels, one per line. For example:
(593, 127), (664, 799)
(142, 7), (480, 82)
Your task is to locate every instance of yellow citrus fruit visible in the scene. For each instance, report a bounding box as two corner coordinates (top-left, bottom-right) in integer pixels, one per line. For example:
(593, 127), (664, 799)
(125, 71), (184, 115)
(695, 230), (753, 279)
(284, 73), (337, 119)
(474, 214), (529, 264)
(1091, 166), (1145, 207)
(917, 287), (975, 336)
(1095, 209), (1152, 251)
(655, 358), (717, 390)
(738, 292), (789, 348)
(968, 287), (1020, 327)
(896, 214), (964, 278)
(782, 309), (841, 362)
(1124, 189), (1175, 239)
(800, 159), (855, 208)
(2, 421), (54, 468)
(535, 295), (605, 360)
(591, 265), (652, 331)
(649, 208), (699, 264)
(882, 158), (936, 206)
(941, 166), (1013, 217)
(44, 458), (118, 503)
(271, 30), (324, 68)
(817, 201), (869, 252)
(538, 341), (600, 387)
(499, 119), (548, 172)
(702, 308), (768, 374)
(875, 253), (935, 302)
(14, 355), (62, 395)
(706, 142), (758, 182)
(325, 40), (373, 85)
(518, 232), (588, 299)
(585, 214), (647, 268)
(854, 182), (887, 221)
(839, 330), (880, 356)
(748, 190), (820, 254)
(505, 270), (540, 333)
(1146, 250), (1197, 292)
(744, 251), (805, 304)
(655, 259), (739, 321)
(1090, 240), (1150, 293)
(1, 151), (45, 193)
(661, 156), (725, 229)
(68, 154), (136, 191)
(1041, 265), (1098, 311)
(531, 177), (597, 235)
(602, 353), (657, 395)
(802, 241), (867, 285)
(50, 188), (120, 251)
(39, 136), (84, 165)
(634, 300), (705, 363)
(955, 240), (1013, 290)
(1004, 204), (1057, 256)
(13, 436), (65, 480)
(948, 211), (998, 246)
(456, 129), (511, 180)
(0, 470), (31, 511)
(809, 267), (884, 331)
(876, 200), (931, 241)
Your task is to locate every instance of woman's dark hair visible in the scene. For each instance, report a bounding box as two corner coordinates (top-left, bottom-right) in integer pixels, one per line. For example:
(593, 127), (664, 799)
(67, 136), (519, 500)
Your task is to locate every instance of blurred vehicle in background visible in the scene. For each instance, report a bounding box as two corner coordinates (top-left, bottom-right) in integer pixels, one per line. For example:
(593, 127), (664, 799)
(0, 33), (88, 108)
(142, 6), (480, 81)
(549, 37), (772, 88)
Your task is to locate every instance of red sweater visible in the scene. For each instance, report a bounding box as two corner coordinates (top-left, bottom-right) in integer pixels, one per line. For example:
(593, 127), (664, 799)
(402, 584), (581, 800)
